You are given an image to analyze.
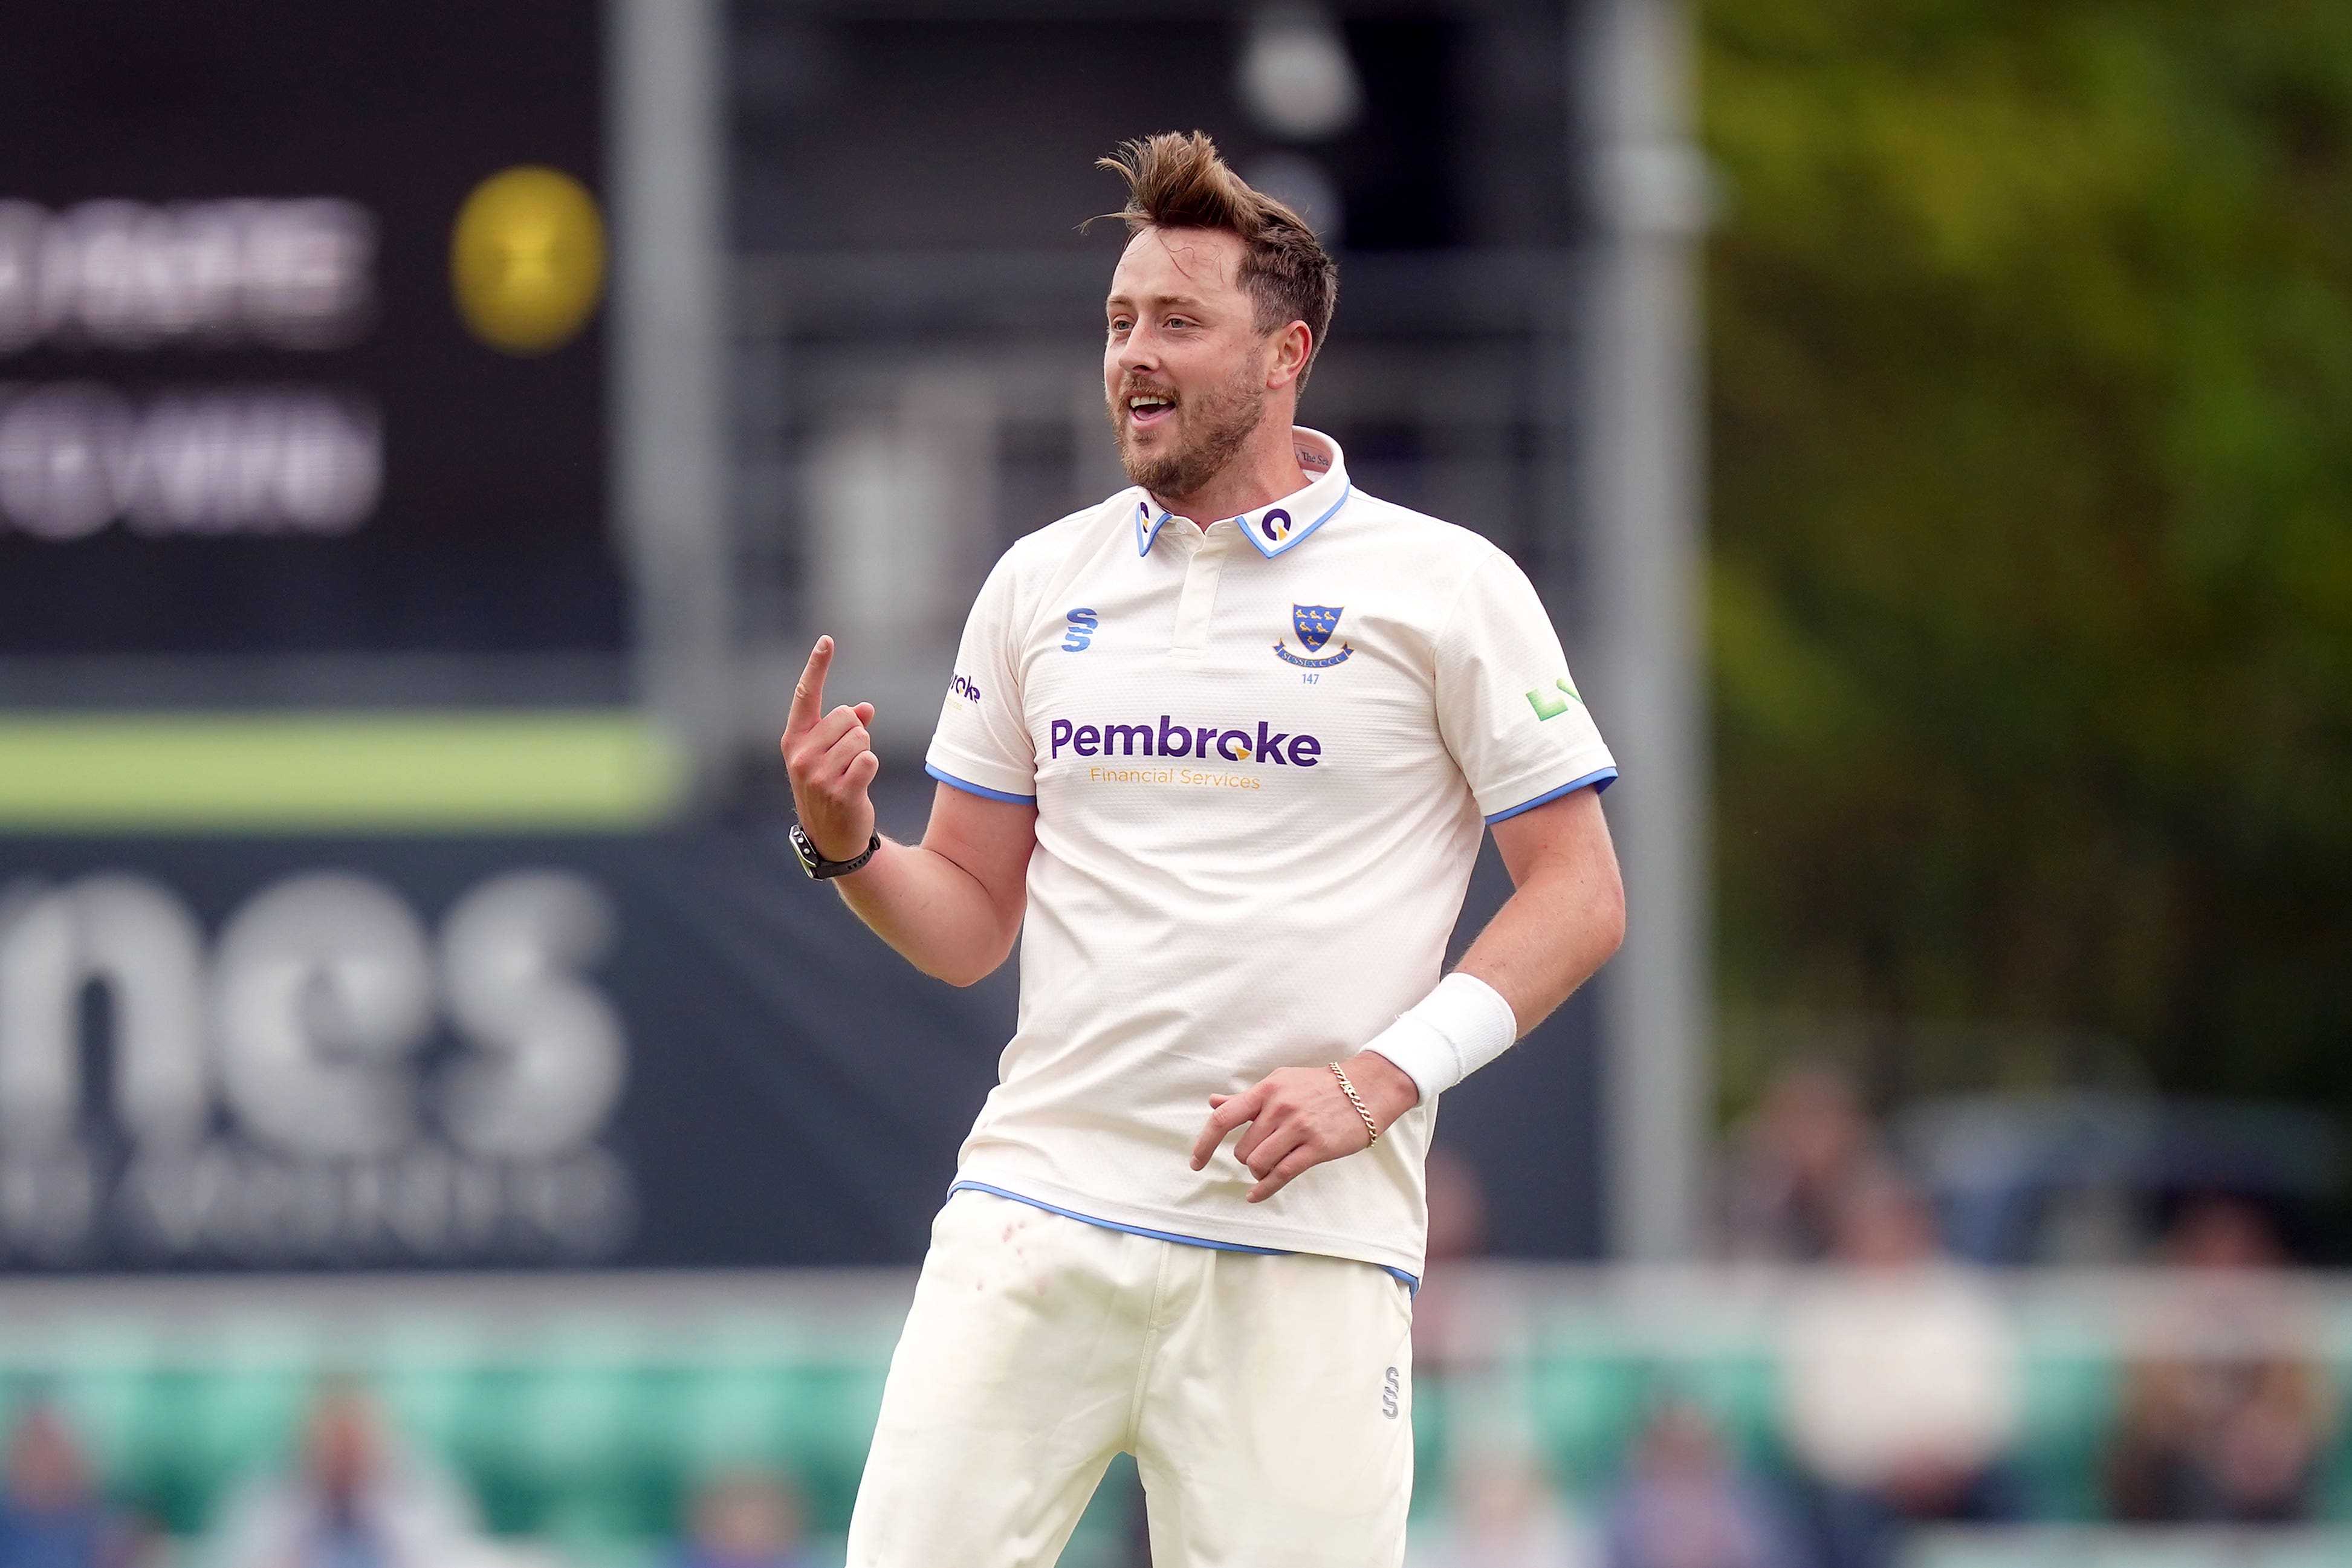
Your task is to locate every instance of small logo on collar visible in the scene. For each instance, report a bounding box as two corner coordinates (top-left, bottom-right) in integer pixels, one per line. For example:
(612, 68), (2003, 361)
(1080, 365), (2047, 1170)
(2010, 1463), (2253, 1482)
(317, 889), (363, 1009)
(1274, 603), (1353, 668)
(1135, 498), (1174, 556)
(1135, 484), (1350, 557)
(1237, 483), (1350, 559)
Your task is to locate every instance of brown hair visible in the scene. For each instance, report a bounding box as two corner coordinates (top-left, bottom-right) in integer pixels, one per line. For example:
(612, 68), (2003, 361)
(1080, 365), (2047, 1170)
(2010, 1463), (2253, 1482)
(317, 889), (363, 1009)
(1095, 131), (1338, 385)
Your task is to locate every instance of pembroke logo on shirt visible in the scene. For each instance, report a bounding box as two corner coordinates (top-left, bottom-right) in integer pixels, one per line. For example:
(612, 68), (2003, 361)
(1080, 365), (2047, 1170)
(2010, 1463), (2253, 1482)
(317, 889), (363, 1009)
(1274, 603), (1353, 669)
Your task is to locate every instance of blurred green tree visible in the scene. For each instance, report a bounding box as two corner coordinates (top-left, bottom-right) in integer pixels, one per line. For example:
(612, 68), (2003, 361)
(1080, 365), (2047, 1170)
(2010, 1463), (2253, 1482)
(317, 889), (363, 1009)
(1705, 2), (2352, 1112)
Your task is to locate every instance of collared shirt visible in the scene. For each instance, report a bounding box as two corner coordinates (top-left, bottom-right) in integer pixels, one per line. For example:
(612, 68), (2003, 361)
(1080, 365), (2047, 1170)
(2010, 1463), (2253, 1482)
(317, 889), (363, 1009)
(925, 428), (1616, 1278)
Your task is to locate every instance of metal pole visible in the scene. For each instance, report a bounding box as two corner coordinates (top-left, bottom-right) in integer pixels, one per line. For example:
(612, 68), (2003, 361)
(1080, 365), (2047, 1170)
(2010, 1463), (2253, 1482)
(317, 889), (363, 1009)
(610, 0), (732, 806)
(1579, 0), (1711, 1260)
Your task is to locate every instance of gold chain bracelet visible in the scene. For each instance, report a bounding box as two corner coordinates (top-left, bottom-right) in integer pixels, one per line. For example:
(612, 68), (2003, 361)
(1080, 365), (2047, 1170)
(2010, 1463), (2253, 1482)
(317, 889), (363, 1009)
(1328, 1062), (1381, 1147)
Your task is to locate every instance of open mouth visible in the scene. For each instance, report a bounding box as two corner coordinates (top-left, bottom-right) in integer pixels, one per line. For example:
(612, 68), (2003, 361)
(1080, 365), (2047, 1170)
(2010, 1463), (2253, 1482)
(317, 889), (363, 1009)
(1124, 391), (1177, 432)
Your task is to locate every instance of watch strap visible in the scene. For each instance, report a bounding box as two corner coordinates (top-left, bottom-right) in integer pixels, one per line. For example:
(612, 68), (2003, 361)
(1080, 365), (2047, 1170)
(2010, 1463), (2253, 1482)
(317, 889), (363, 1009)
(791, 823), (880, 880)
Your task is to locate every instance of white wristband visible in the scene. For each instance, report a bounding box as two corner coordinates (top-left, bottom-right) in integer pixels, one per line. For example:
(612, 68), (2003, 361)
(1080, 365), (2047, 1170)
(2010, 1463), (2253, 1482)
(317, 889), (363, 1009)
(1361, 972), (1520, 1105)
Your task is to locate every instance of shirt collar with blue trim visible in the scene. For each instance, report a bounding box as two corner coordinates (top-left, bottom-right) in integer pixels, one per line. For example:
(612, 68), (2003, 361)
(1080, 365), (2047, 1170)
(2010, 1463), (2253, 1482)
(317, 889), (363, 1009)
(1133, 427), (1352, 560)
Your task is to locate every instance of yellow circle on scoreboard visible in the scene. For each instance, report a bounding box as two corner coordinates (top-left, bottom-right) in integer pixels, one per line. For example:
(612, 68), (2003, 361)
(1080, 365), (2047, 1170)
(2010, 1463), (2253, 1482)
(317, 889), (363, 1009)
(450, 166), (606, 355)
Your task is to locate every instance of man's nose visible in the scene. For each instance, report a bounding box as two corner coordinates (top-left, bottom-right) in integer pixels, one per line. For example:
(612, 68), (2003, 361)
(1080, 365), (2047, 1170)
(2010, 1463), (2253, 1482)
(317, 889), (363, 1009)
(1114, 326), (1159, 375)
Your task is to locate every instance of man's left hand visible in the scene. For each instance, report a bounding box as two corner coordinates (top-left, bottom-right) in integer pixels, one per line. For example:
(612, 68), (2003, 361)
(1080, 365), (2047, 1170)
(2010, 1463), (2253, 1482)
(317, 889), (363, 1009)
(1189, 1052), (1419, 1202)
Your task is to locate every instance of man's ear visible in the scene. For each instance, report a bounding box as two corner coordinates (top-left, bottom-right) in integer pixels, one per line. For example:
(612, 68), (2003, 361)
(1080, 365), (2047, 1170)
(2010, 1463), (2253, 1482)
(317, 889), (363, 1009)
(1265, 320), (1313, 391)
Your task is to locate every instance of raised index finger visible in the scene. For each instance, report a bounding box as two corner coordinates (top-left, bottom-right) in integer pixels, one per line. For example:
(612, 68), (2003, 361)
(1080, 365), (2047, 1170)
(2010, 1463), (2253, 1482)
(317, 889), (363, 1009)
(786, 637), (834, 737)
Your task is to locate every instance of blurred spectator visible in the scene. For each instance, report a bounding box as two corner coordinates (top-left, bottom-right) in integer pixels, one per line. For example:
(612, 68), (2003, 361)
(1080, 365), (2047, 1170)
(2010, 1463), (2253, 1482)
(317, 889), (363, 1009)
(1601, 1403), (1797, 1568)
(1425, 1145), (1491, 1265)
(0, 1402), (127, 1568)
(2106, 1196), (2336, 1523)
(1412, 1147), (1492, 1371)
(204, 1380), (500, 1568)
(1408, 1448), (1595, 1568)
(667, 1472), (814, 1568)
(1715, 1065), (1884, 1263)
(1780, 1170), (2023, 1568)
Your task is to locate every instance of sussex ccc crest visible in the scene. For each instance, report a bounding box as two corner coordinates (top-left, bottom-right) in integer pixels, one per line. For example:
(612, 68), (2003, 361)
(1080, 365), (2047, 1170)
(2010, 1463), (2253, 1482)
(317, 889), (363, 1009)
(1274, 604), (1354, 668)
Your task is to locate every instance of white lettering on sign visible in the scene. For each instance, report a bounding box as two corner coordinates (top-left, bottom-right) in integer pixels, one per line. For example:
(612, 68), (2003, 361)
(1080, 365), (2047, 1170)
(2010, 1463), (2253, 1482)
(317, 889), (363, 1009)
(0, 198), (377, 354)
(214, 872), (438, 1161)
(0, 382), (382, 540)
(438, 872), (628, 1160)
(0, 869), (635, 1265)
(0, 875), (209, 1154)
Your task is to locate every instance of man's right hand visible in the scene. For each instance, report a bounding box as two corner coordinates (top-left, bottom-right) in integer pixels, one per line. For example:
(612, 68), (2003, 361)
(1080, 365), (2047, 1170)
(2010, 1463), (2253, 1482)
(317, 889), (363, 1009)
(781, 635), (880, 860)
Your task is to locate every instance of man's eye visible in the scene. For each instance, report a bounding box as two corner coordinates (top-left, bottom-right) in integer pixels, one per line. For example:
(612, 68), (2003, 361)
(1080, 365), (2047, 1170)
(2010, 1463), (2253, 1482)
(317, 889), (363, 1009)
(1109, 318), (1132, 333)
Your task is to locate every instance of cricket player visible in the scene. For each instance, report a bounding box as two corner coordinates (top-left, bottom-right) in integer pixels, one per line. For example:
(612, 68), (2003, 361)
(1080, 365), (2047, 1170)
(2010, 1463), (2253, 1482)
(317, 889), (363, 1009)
(782, 131), (1625, 1567)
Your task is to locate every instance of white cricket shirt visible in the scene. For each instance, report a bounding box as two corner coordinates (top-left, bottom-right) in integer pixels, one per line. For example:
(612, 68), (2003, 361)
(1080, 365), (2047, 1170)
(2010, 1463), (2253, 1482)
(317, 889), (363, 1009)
(924, 429), (1616, 1278)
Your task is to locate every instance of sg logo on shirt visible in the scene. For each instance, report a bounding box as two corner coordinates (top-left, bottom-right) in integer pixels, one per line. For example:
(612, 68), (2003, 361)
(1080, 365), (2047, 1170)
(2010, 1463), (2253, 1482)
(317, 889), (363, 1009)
(1061, 608), (1099, 652)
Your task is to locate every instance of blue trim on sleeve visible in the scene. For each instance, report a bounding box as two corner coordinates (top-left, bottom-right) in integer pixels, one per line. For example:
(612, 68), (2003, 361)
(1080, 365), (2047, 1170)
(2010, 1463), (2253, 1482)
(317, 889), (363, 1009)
(948, 1180), (1420, 1294)
(1483, 765), (1619, 824)
(925, 763), (1036, 805)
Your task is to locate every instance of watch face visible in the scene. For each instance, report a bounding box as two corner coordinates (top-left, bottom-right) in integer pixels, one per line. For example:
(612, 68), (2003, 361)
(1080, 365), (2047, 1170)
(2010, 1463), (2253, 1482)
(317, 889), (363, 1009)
(790, 824), (821, 874)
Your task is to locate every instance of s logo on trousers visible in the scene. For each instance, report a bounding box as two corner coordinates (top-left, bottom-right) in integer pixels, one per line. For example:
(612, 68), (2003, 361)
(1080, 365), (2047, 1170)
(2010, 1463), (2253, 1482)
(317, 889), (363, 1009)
(1382, 1366), (1400, 1419)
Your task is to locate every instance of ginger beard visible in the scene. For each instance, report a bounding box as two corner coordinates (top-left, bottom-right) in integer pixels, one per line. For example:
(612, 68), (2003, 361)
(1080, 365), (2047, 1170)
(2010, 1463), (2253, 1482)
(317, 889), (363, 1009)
(1109, 350), (1269, 502)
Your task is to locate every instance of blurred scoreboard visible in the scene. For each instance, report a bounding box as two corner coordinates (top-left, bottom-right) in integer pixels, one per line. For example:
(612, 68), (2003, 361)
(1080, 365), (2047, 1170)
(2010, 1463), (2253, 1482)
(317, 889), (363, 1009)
(0, 1), (623, 664)
(0, 2), (684, 1274)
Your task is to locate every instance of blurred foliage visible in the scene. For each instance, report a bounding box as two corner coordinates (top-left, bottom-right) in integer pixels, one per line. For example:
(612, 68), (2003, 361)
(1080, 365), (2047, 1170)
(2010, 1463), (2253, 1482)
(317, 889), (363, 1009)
(1704, 2), (2352, 1109)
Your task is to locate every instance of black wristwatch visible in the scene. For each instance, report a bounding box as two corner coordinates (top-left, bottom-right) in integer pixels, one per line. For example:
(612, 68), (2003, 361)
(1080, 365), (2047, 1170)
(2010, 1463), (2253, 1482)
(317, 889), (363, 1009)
(790, 823), (880, 880)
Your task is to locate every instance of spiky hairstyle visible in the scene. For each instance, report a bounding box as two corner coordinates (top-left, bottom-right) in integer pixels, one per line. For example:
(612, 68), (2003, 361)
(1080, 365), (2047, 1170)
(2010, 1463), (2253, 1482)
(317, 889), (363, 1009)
(1096, 131), (1338, 385)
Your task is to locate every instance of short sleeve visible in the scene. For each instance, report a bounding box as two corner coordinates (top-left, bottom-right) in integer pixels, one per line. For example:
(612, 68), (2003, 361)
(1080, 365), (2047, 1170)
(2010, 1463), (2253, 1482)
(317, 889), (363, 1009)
(925, 551), (1038, 803)
(1434, 552), (1618, 822)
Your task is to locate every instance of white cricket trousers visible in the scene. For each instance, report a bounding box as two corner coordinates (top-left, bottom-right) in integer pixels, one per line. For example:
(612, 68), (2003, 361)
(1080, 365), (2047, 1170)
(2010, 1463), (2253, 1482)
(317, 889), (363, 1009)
(846, 1188), (1414, 1567)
